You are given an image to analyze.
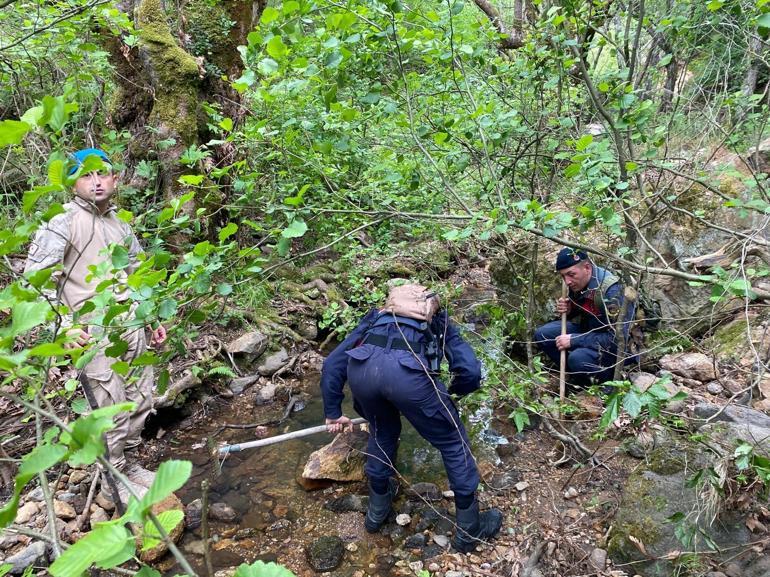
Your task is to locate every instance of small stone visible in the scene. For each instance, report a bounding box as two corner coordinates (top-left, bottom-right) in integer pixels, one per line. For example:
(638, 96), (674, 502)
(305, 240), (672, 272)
(54, 500), (76, 520)
(442, 490), (454, 499)
(56, 491), (77, 503)
(408, 561), (423, 574)
(396, 513), (411, 526)
(445, 572), (464, 577)
(706, 382), (724, 395)
(185, 498), (202, 529)
(428, 563), (440, 572)
(345, 542), (358, 552)
(183, 539), (207, 556)
(5, 541), (47, 574)
(432, 534), (450, 548)
(515, 481), (529, 491)
(68, 469), (90, 485)
(404, 534), (426, 548)
(563, 508), (581, 519)
(563, 487), (578, 499)
(589, 548), (607, 571)
(14, 502), (39, 524)
(228, 374), (259, 395)
(723, 562), (742, 577)
(26, 487), (44, 502)
(409, 482), (442, 501)
(705, 572), (727, 577)
(208, 502), (238, 523)
(94, 492), (115, 512)
(89, 505), (110, 528)
(306, 536), (344, 572)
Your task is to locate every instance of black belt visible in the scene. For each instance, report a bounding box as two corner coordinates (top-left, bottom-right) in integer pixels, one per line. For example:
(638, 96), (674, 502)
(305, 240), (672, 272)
(362, 334), (424, 352)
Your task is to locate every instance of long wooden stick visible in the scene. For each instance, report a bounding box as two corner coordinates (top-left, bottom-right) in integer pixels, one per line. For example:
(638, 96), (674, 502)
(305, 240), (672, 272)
(218, 418), (368, 454)
(559, 282), (569, 402)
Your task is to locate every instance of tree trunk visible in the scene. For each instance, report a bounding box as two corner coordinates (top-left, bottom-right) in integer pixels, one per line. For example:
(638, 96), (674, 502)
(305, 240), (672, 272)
(104, 0), (265, 246)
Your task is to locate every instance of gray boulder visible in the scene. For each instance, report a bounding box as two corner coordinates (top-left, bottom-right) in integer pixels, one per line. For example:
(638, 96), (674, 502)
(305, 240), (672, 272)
(257, 348), (289, 376)
(660, 352), (718, 382)
(225, 331), (268, 358)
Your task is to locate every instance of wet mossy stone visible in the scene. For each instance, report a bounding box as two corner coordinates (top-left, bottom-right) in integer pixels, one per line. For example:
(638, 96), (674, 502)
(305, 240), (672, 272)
(324, 493), (368, 514)
(306, 535), (344, 572)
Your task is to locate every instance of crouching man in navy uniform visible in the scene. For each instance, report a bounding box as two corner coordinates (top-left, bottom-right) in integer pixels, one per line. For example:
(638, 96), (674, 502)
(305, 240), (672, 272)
(534, 248), (636, 390)
(320, 285), (502, 553)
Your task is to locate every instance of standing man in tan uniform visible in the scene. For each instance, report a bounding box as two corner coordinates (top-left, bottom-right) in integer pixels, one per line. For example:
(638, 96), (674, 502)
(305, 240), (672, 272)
(25, 148), (166, 501)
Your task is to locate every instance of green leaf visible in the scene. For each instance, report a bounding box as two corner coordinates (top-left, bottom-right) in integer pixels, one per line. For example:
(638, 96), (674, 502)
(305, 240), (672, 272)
(157, 298), (178, 320)
(266, 36), (288, 59)
(48, 159), (65, 186)
(575, 134), (593, 151)
(138, 460), (192, 511)
(258, 58), (279, 75)
(67, 403), (134, 466)
(135, 567), (162, 577)
(450, 0), (464, 15)
(10, 301), (50, 337)
(622, 390), (643, 418)
(217, 283), (233, 296)
(758, 13), (770, 28)
(141, 509), (184, 551)
(219, 222), (238, 242)
(0, 442), (68, 527)
(219, 117), (233, 131)
(0, 120), (31, 147)
(658, 53), (673, 67)
(179, 174), (205, 186)
(281, 219), (308, 238)
(261, 6), (280, 23)
(50, 524), (133, 577)
(599, 394), (621, 430)
(234, 561), (298, 577)
(111, 245), (130, 269)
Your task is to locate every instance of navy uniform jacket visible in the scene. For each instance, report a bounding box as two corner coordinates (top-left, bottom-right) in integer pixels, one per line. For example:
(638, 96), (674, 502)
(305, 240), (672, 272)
(567, 265), (635, 352)
(320, 309), (481, 419)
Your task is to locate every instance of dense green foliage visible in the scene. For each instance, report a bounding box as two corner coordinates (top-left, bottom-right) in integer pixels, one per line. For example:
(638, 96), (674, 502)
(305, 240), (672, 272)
(2, 0), (770, 574)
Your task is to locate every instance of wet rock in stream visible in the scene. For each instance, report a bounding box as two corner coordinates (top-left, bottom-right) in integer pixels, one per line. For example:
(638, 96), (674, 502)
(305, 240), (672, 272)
(209, 502), (238, 522)
(324, 493), (368, 514)
(306, 535), (344, 572)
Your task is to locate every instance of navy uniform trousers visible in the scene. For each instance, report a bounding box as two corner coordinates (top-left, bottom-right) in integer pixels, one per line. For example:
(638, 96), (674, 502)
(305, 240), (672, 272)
(345, 343), (480, 496)
(533, 320), (616, 387)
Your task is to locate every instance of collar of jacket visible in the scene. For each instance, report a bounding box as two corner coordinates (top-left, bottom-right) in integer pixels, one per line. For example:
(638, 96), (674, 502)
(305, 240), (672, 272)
(71, 195), (116, 216)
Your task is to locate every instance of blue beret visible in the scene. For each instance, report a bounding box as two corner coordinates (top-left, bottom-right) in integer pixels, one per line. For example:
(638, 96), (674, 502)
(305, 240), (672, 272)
(68, 148), (112, 175)
(555, 247), (589, 271)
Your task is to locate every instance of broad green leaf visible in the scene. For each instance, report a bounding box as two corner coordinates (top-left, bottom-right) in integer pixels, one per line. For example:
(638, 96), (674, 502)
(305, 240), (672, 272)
(49, 523), (133, 577)
(258, 58), (279, 75)
(219, 117), (233, 131)
(281, 219), (307, 238)
(622, 390), (643, 418)
(179, 174), (205, 186)
(758, 13), (770, 28)
(0, 443), (68, 527)
(219, 222), (238, 242)
(158, 298), (177, 320)
(141, 509), (184, 551)
(217, 283), (233, 296)
(138, 460), (192, 511)
(234, 561), (297, 577)
(111, 245), (130, 270)
(575, 134), (593, 151)
(0, 120), (31, 147)
(599, 394), (621, 430)
(10, 301), (50, 337)
(48, 159), (65, 186)
(266, 36), (288, 59)
(67, 403), (134, 466)
(135, 567), (162, 577)
(260, 6), (280, 23)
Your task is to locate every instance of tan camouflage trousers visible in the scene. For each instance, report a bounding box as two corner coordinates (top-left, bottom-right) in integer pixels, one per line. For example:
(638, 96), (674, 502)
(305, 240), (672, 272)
(82, 321), (153, 471)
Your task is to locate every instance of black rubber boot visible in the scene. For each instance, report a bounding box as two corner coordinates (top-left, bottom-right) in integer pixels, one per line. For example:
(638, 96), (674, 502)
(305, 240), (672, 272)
(452, 498), (503, 553)
(364, 480), (395, 533)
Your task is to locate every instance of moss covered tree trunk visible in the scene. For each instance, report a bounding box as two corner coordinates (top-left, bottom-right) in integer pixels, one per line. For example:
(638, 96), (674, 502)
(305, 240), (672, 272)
(104, 0), (265, 246)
